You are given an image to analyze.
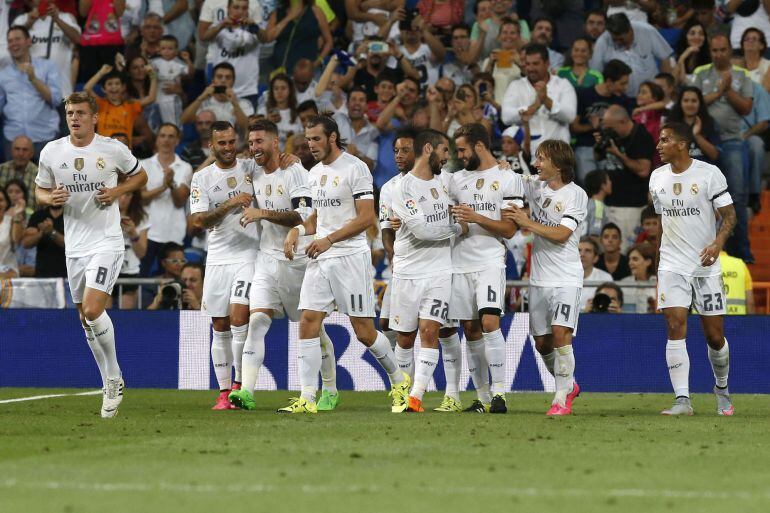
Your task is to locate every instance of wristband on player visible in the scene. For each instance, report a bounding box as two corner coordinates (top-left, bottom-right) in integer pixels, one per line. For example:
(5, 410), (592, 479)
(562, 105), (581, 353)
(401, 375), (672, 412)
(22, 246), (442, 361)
(453, 223), (463, 236)
(295, 225), (306, 236)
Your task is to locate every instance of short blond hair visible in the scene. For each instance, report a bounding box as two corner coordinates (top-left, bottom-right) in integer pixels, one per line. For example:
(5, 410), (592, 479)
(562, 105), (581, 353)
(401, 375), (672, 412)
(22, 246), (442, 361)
(64, 91), (98, 114)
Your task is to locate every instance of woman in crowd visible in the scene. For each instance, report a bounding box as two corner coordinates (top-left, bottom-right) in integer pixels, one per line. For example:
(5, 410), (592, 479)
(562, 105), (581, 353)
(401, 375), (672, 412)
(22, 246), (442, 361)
(620, 243), (657, 314)
(673, 21), (709, 84)
(116, 187), (149, 309)
(736, 27), (770, 90)
(258, 73), (304, 150)
(667, 85), (720, 164)
(0, 188), (25, 278)
(557, 37), (603, 89)
(123, 55), (163, 133)
(268, 0), (333, 76)
(482, 16), (522, 106)
(632, 80), (666, 144)
(438, 83), (491, 137)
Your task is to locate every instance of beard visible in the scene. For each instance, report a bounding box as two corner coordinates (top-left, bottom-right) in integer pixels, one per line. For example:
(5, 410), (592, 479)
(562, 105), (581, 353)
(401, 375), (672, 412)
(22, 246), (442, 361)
(428, 151), (443, 175)
(464, 149), (481, 171)
(213, 147), (236, 166)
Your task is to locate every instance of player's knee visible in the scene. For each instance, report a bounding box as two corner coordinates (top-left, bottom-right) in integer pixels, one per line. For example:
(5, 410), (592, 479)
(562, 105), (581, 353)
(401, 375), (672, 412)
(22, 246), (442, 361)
(211, 317), (230, 332)
(438, 327), (456, 338)
(379, 317), (390, 331)
(704, 326), (724, 347)
(81, 303), (104, 322)
(230, 312), (249, 327)
(479, 311), (501, 333)
(299, 317), (321, 339)
(419, 324), (440, 345)
(665, 316), (686, 337)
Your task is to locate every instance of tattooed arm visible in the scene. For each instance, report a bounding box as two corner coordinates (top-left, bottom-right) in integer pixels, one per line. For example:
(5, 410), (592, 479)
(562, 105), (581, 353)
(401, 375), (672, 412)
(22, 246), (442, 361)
(700, 204), (736, 266)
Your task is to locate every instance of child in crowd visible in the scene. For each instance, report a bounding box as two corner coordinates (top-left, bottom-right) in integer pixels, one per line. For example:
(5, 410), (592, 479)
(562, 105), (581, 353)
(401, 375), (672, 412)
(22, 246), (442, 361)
(151, 35), (194, 127)
(633, 80), (666, 144)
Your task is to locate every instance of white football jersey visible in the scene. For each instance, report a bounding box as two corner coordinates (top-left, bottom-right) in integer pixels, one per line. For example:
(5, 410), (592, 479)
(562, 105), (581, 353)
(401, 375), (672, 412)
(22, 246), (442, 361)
(307, 152), (373, 259)
(524, 177), (588, 288)
(448, 166), (524, 273)
(379, 172), (404, 230)
(251, 162), (313, 261)
(391, 172), (459, 279)
(36, 135), (141, 258)
(190, 159), (259, 265)
(649, 159), (733, 277)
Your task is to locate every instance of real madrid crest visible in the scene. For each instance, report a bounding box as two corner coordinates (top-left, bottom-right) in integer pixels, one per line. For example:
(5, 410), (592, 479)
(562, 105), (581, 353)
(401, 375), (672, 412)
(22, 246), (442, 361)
(555, 201), (563, 213)
(299, 197), (307, 207)
(690, 183), (699, 195)
(320, 175), (328, 186)
(660, 293), (665, 303)
(491, 181), (500, 191)
(673, 183), (682, 195)
(265, 184), (272, 196)
(430, 188), (439, 199)
(277, 184), (284, 195)
(543, 198), (552, 209)
(227, 177), (237, 189)
(96, 157), (105, 170)
(244, 176), (252, 184)
(74, 158), (84, 171)
(333, 176), (340, 187)
(476, 178), (484, 190)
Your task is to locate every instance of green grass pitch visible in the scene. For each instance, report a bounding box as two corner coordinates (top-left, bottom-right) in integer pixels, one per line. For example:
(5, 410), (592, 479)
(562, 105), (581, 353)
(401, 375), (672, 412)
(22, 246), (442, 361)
(1, 389), (769, 513)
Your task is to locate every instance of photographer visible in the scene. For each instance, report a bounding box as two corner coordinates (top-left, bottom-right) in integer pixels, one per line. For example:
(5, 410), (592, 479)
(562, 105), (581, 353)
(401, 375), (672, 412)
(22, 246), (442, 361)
(579, 236), (613, 312)
(180, 63), (253, 133)
(180, 263), (204, 310)
(587, 282), (624, 314)
(595, 104), (655, 253)
(147, 242), (186, 310)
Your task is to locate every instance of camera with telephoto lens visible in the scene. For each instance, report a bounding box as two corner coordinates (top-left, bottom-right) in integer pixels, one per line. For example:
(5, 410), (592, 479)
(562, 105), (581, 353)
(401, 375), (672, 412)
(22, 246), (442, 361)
(593, 128), (618, 160)
(159, 281), (185, 310)
(591, 293), (612, 313)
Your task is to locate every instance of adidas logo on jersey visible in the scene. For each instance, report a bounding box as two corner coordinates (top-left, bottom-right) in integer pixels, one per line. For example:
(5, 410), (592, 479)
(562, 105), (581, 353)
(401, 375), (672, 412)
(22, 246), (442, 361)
(461, 185), (468, 190)
(59, 162), (68, 169)
(419, 196), (427, 202)
(213, 185), (222, 192)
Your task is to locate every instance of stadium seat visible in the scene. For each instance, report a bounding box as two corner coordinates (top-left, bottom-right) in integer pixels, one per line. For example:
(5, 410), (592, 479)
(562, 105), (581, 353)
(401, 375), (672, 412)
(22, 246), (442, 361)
(184, 248), (205, 264)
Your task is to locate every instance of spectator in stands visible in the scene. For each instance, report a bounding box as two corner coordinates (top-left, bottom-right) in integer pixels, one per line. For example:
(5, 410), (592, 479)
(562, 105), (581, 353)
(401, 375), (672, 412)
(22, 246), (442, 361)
(333, 87), (379, 170)
(582, 169), (611, 241)
(632, 80), (666, 144)
(181, 110), (215, 170)
(198, 0), (264, 55)
(605, 0), (652, 24)
(293, 58), (329, 106)
(347, 0), (392, 46)
(367, 71), (399, 124)
(123, 55), (162, 134)
(583, 9), (606, 42)
(596, 222), (631, 281)
(571, 59), (634, 183)
(673, 21), (710, 85)
(590, 13), (674, 98)
(0, 25), (61, 162)
(502, 43), (576, 158)
(0, 136), (37, 210)
(0, 187), (24, 278)
(694, 34), (754, 262)
(579, 236), (613, 312)
(116, 185), (149, 309)
(635, 205), (661, 246)
(597, 105), (655, 252)
(470, 0), (501, 59)
(151, 35), (194, 128)
(180, 262), (204, 310)
(21, 201), (65, 278)
(14, 2), (81, 99)
(737, 27), (770, 90)
(529, 17), (563, 71)
(257, 73), (304, 150)
(441, 24), (481, 86)
(125, 11), (163, 63)
(557, 37), (603, 89)
(84, 65), (158, 148)
(589, 281), (624, 313)
(181, 62), (253, 132)
(529, 0), (585, 51)
(436, 83), (491, 138)
(417, 0), (464, 33)
(350, 38), (403, 98)
(692, 0), (730, 39)
(654, 72), (677, 111)
(619, 242), (657, 313)
(155, 242), (185, 280)
(720, 250), (755, 315)
(395, 14), (445, 89)
(77, 0), (126, 83)
(152, 0), (196, 51)
(140, 124), (192, 276)
(727, 0), (770, 50)
(268, 0), (332, 76)
(4, 179), (32, 219)
(481, 17), (522, 106)
(667, 85), (721, 164)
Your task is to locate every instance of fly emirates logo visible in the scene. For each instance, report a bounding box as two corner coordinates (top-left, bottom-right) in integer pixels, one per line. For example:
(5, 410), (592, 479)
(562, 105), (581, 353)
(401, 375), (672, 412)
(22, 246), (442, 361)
(64, 172), (106, 193)
(661, 198), (701, 217)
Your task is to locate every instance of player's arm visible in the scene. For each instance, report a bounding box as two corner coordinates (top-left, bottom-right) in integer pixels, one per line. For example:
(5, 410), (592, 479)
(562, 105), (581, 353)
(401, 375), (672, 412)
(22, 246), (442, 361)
(382, 227), (395, 262)
(191, 192), (252, 230)
(700, 203), (736, 266)
(284, 209), (317, 260)
(393, 193), (465, 241)
(502, 205), (573, 244)
(451, 203), (518, 238)
(303, 198), (374, 259)
(35, 184), (70, 208)
(96, 169), (148, 206)
(241, 207), (303, 227)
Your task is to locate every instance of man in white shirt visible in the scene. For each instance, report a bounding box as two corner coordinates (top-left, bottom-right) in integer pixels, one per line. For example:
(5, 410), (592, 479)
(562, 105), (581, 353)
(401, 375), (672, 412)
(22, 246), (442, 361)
(14, 2), (81, 97)
(504, 139), (588, 416)
(448, 123), (524, 414)
(281, 115), (409, 413)
(190, 121), (259, 410)
(650, 122), (737, 416)
(35, 91), (148, 418)
(579, 236), (613, 311)
(180, 62), (253, 132)
(502, 43), (577, 159)
(139, 123), (192, 275)
(228, 120), (339, 411)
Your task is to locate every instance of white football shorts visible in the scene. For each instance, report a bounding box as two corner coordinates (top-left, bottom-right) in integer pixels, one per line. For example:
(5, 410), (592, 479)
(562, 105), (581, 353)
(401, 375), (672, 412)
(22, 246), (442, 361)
(67, 251), (124, 304)
(249, 251), (307, 321)
(390, 275), (452, 332)
(449, 267), (506, 320)
(202, 261), (254, 317)
(299, 250), (376, 317)
(528, 286), (582, 337)
(658, 270), (726, 316)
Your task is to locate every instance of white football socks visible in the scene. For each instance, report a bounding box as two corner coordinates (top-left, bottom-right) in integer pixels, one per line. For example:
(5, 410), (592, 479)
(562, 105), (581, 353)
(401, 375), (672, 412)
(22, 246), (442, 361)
(666, 339), (690, 398)
(541, 349), (556, 376)
(708, 338), (730, 389)
(319, 326), (337, 395)
(439, 333), (461, 401)
(85, 312), (121, 380)
(211, 329), (233, 391)
(411, 347), (439, 401)
(83, 325), (107, 388)
(395, 344), (414, 381)
(383, 329), (397, 350)
(241, 313), (271, 393)
(553, 345), (575, 407)
(298, 337), (322, 402)
(368, 331), (403, 384)
(230, 323), (247, 383)
(466, 337), (491, 403)
(484, 329), (507, 396)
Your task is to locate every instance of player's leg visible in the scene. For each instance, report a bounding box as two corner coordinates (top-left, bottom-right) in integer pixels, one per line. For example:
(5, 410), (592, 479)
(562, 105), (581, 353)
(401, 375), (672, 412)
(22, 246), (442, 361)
(231, 306), (273, 411)
(462, 319), (491, 412)
(390, 276), (421, 382)
(69, 257), (107, 389)
(229, 263), (255, 388)
(696, 276), (732, 415)
(438, 325), (462, 408)
(477, 269), (508, 412)
(80, 252), (124, 418)
(318, 324), (339, 410)
(546, 288), (582, 416)
(406, 319), (443, 412)
(658, 271), (694, 416)
(395, 330), (417, 382)
(211, 316), (235, 410)
(533, 334), (556, 376)
(379, 284), (397, 349)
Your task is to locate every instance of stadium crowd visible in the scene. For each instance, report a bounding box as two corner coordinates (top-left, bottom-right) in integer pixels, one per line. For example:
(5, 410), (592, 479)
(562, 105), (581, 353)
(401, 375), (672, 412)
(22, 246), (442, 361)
(0, 0), (765, 315)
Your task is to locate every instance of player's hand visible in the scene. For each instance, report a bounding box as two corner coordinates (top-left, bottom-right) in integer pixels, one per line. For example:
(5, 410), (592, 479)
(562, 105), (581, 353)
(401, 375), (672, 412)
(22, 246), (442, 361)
(306, 236), (332, 259)
(96, 187), (121, 206)
(278, 153), (300, 169)
(389, 216), (402, 230)
(700, 242), (720, 266)
(458, 220), (469, 235)
(50, 184), (70, 206)
(284, 228), (300, 260)
(225, 192), (253, 210)
(240, 207), (267, 226)
(497, 159), (512, 171)
(451, 204), (480, 224)
(503, 205), (530, 228)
